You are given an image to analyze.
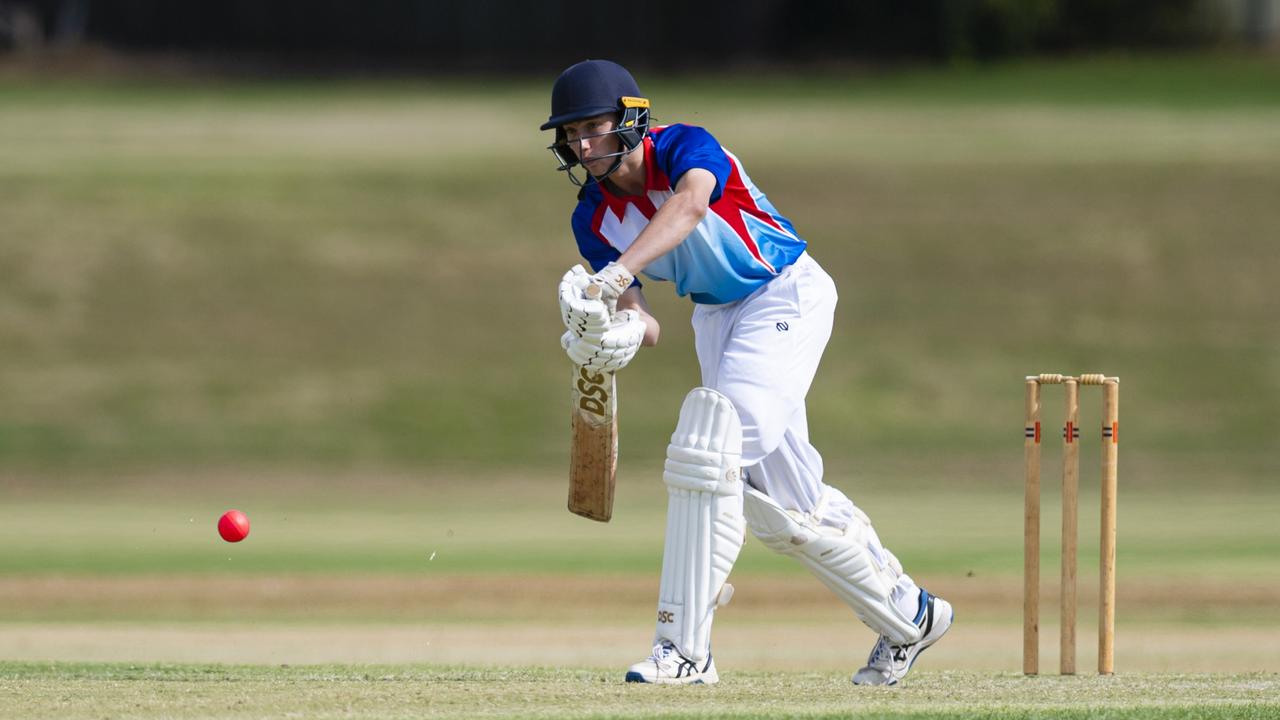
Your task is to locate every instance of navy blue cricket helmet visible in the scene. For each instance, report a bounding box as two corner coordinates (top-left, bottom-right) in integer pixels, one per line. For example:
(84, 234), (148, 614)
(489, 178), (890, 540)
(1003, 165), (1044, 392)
(541, 59), (651, 187)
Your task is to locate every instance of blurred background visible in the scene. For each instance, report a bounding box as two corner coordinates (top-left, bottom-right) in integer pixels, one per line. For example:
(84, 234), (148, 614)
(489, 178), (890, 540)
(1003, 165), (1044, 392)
(1, 1), (1278, 673)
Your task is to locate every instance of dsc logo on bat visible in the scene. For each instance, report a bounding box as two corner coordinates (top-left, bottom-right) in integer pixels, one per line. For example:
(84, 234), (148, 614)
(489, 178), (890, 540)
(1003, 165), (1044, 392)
(577, 367), (610, 417)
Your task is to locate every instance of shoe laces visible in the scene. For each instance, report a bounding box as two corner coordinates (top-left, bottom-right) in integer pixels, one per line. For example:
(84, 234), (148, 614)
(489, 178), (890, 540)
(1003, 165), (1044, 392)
(649, 641), (676, 664)
(867, 636), (894, 668)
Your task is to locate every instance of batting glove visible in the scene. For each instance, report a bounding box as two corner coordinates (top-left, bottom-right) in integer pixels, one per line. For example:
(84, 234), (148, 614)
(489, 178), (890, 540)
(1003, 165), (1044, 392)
(558, 265), (610, 338)
(560, 309), (645, 373)
(588, 262), (635, 304)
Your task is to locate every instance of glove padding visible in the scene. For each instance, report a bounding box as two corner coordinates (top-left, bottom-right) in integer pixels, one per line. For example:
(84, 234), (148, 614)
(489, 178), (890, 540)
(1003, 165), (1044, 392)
(558, 265), (611, 338)
(560, 309), (645, 373)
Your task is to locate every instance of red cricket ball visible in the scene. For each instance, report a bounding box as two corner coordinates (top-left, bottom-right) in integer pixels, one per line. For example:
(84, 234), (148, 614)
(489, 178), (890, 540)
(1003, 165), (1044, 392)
(218, 509), (250, 543)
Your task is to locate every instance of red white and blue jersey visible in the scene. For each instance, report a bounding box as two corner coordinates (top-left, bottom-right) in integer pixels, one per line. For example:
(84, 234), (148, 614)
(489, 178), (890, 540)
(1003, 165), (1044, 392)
(570, 124), (807, 305)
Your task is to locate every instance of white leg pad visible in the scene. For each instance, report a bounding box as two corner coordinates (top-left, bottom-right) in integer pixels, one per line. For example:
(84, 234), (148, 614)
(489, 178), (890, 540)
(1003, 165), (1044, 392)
(742, 486), (922, 644)
(656, 387), (746, 662)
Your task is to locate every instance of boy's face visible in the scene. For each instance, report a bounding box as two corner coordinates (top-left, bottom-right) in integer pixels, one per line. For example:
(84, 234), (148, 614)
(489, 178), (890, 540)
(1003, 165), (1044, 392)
(561, 114), (622, 177)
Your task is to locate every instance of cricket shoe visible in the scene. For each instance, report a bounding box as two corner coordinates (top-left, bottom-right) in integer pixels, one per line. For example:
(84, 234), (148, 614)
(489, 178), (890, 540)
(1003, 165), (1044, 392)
(624, 641), (719, 685)
(851, 590), (953, 686)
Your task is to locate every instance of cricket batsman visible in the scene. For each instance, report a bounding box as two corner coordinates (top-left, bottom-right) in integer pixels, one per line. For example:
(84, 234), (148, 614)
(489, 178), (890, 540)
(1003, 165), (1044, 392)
(547, 59), (953, 685)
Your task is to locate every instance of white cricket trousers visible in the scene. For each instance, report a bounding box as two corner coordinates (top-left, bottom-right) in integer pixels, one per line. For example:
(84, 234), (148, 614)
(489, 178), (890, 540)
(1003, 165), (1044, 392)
(691, 253), (921, 612)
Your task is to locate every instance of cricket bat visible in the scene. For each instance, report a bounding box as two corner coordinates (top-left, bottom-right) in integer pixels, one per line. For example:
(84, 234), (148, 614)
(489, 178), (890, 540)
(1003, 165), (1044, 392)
(568, 283), (618, 522)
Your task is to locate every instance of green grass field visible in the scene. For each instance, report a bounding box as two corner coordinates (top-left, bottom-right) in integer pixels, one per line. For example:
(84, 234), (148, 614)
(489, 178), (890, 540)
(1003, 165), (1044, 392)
(2, 54), (1279, 718)
(4, 664), (1278, 720)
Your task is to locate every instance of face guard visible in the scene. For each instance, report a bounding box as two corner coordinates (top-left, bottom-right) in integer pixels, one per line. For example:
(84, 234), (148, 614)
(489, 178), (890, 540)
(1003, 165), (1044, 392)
(547, 98), (651, 188)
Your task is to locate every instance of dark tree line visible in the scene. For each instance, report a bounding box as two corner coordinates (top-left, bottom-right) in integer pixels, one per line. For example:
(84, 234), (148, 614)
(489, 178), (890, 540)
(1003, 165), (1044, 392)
(2, 0), (1270, 69)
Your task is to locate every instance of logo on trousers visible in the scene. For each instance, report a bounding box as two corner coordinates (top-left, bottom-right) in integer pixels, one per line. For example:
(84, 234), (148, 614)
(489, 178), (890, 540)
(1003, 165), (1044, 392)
(776, 322), (789, 332)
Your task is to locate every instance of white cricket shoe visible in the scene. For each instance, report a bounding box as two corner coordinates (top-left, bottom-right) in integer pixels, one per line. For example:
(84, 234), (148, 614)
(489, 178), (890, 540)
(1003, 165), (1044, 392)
(624, 641), (719, 685)
(852, 590), (953, 686)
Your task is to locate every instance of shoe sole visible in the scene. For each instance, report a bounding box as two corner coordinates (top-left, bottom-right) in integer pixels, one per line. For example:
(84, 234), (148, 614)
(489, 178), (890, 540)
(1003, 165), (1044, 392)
(624, 671), (716, 685)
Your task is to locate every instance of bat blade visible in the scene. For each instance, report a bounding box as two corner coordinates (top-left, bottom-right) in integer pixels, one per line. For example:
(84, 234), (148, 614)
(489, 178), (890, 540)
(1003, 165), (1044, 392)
(568, 364), (617, 522)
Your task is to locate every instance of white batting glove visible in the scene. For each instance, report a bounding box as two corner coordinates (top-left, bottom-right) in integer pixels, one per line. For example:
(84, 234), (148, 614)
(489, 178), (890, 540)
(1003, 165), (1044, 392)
(558, 265), (610, 339)
(596, 309), (646, 372)
(560, 309), (645, 373)
(588, 262), (635, 304)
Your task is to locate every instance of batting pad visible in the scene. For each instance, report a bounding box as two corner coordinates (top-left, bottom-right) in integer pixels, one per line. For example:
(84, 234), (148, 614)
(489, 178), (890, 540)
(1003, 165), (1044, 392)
(656, 387), (747, 662)
(743, 487), (923, 644)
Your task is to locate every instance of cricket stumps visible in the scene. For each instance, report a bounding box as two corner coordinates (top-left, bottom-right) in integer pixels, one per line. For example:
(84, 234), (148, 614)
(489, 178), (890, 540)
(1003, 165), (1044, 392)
(1024, 373), (1119, 676)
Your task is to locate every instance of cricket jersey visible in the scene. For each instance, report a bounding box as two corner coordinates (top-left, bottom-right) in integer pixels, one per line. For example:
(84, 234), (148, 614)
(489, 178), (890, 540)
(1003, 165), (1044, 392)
(570, 124), (807, 305)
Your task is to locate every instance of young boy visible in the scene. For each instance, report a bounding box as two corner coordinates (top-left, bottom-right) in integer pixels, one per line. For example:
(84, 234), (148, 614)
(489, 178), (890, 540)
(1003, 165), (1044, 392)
(546, 59), (952, 686)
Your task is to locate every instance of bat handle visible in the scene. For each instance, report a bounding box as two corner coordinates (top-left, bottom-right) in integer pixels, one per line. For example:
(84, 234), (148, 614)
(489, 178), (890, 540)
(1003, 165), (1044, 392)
(584, 282), (616, 315)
